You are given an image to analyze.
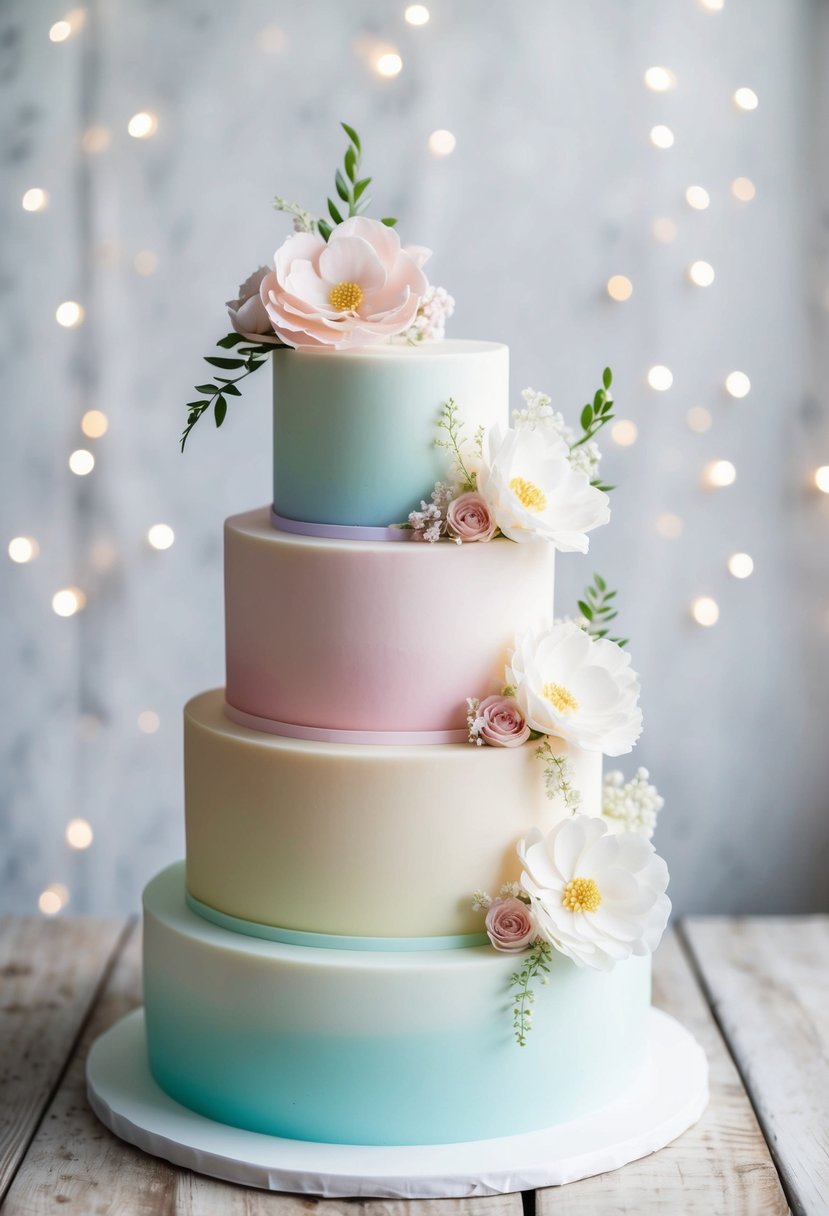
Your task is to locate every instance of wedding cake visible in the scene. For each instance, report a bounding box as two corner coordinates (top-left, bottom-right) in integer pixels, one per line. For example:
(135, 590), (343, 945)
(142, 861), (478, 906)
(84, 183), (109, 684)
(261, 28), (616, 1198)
(136, 126), (674, 1153)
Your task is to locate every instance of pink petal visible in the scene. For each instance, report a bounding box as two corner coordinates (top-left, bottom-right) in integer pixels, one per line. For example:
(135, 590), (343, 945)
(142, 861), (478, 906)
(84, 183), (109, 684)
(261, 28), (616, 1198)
(284, 260), (340, 313)
(404, 243), (432, 269)
(273, 233), (325, 288)
(334, 216), (401, 267)
(319, 236), (386, 292)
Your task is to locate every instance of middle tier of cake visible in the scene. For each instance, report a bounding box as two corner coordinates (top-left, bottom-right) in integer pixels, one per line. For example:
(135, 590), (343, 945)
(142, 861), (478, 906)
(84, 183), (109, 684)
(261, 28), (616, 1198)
(185, 690), (602, 940)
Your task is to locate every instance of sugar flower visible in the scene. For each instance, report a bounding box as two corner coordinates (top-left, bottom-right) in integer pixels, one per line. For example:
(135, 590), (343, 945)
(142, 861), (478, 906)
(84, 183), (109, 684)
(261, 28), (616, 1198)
(259, 217), (429, 350)
(226, 267), (275, 337)
(513, 388), (602, 483)
(467, 694), (530, 747)
(485, 898), (537, 953)
(507, 621), (642, 756)
(446, 491), (497, 543)
(603, 767), (664, 839)
(404, 284), (456, 342)
(517, 816), (670, 971)
(477, 425), (609, 552)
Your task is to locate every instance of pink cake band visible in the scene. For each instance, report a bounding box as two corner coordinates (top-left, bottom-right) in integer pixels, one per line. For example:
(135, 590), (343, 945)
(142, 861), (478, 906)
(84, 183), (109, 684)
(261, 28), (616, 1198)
(224, 700), (468, 746)
(270, 506), (410, 543)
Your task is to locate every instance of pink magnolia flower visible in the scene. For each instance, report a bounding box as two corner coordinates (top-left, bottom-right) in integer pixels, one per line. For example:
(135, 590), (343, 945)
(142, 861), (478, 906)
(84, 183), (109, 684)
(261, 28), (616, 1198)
(226, 267), (274, 336)
(259, 217), (429, 350)
(446, 491), (497, 543)
(485, 898), (536, 953)
(476, 694), (531, 748)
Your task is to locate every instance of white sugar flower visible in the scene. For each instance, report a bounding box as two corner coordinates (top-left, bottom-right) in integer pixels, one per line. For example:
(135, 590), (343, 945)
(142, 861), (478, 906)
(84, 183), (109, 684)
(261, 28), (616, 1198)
(517, 815), (670, 971)
(404, 284), (455, 342)
(512, 388), (604, 483)
(507, 621), (642, 756)
(603, 767), (664, 839)
(477, 425), (610, 552)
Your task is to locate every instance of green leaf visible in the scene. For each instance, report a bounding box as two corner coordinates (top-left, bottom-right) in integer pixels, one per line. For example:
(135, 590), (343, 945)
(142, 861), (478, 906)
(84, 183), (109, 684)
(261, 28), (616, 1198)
(580, 404), (593, 431)
(381, 216), (398, 227)
(353, 176), (371, 201)
(214, 395), (227, 427)
(195, 383), (217, 394)
(335, 169), (350, 201)
(604, 590), (617, 601)
(217, 333), (245, 348)
(185, 400), (208, 410)
(341, 122), (361, 152)
(595, 573), (606, 592)
(344, 146), (357, 183)
(603, 367), (613, 389)
(204, 356), (244, 369)
(593, 389), (605, 410)
(221, 382), (242, 396)
(577, 600), (593, 621)
(317, 218), (332, 241)
(327, 198), (344, 224)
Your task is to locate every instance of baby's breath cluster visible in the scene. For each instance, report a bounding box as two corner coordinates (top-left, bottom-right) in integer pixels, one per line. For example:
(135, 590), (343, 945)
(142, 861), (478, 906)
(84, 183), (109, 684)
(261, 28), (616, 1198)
(602, 767), (664, 839)
(408, 481), (455, 543)
(405, 285), (455, 342)
(535, 740), (582, 811)
(512, 388), (602, 483)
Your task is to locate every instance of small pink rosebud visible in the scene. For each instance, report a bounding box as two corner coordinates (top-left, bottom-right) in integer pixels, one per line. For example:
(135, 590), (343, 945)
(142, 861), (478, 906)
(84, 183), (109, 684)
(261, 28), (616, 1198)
(476, 694), (530, 748)
(446, 491), (498, 543)
(485, 898), (536, 952)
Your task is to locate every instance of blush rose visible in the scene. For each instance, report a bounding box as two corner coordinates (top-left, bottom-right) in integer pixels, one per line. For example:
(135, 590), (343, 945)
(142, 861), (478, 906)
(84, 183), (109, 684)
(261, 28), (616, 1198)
(476, 694), (531, 748)
(485, 898), (536, 953)
(446, 491), (498, 542)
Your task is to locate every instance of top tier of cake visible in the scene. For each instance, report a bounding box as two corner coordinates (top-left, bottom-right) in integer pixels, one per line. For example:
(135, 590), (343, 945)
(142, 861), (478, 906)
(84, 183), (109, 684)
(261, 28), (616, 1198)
(272, 339), (508, 528)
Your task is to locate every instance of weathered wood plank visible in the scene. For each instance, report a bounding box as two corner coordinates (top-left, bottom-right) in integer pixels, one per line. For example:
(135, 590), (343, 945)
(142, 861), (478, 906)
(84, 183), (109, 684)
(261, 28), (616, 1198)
(535, 928), (789, 1215)
(685, 915), (829, 1216)
(4, 920), (521, 1214)
(0, 914), (126, 1204)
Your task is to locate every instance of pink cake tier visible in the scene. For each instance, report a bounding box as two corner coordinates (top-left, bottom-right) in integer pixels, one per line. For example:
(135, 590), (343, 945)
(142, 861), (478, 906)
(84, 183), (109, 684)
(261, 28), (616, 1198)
(185, 690), (602, 939)
(225, 508), (556, 739)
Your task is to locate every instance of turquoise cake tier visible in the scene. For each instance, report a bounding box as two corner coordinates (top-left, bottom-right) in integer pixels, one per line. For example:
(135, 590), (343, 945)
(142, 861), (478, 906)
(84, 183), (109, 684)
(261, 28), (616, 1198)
(143, 864), (652, 1147)
(272, 340), (508, 527)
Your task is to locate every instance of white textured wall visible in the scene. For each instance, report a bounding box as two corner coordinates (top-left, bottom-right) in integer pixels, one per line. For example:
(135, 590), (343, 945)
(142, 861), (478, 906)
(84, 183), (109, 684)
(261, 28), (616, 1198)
(1, 0), (827, 916)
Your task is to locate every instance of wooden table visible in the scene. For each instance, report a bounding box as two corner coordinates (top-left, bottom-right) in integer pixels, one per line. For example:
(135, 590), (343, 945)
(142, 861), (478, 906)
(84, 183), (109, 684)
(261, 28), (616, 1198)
(1, 916), (826, 1215)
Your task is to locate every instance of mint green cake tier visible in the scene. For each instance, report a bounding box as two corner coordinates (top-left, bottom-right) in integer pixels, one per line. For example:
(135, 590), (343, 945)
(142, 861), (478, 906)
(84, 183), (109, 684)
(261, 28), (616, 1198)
(272, 340), (509, 527)
(143, 864), (652, 1147)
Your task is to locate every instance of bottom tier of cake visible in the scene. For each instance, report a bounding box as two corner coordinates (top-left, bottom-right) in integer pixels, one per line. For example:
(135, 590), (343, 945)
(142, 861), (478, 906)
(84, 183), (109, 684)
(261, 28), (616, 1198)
(143, 864), (652, 1147)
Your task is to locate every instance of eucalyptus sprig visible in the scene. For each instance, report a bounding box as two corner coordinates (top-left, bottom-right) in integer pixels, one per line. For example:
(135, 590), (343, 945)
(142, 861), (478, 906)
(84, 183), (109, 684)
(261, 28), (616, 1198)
(578, 572), (629, 648)
(318, 123), (397, 241)
(435, 399), (477, 491)
(180, 333), (278, 452)
(572, 367), (615, 493)
(510, 940), (553, 1046)
(535, 741), (582, 811)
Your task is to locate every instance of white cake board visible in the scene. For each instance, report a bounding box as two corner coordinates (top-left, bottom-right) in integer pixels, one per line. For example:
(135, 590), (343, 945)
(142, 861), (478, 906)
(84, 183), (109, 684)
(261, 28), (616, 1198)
(86, 1008), (708, 1198)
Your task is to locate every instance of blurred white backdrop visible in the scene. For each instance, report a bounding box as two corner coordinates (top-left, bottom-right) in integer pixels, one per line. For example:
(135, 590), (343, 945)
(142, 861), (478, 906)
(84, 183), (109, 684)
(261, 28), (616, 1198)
(2, 0), (828, 918)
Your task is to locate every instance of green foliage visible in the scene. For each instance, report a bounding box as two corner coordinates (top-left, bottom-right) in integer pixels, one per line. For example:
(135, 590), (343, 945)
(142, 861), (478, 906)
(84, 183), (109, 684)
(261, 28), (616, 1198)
(572, 367), (615, 492)
(434, 399), (477, 491)
(509, 941), (553, 1046)
(180, 333), (277, 451)
(579, 572), (628, 648)
(535, 740), (582, 810)
(318, 123), (397, 241)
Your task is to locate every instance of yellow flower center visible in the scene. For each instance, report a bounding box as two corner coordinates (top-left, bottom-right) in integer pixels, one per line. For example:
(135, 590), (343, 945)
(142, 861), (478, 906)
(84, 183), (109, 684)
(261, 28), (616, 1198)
(329, 281), (364, 312)
(509, 477), (547, 512)
(542, 682), (579, 714)
(562, 877), (602, 913)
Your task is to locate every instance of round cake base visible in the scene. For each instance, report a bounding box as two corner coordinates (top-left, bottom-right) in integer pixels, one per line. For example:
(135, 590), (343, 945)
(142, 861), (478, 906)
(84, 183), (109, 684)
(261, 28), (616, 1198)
(87, 1007), (707, 1198)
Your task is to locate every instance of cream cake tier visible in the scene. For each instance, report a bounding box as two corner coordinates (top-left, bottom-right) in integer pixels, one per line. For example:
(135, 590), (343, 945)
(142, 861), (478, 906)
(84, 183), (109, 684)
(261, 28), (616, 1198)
(272, 340), (508, 528)
(185, 690), (601, 939)
(225, 508), (555, 737)
(145, 863), (651, 1146)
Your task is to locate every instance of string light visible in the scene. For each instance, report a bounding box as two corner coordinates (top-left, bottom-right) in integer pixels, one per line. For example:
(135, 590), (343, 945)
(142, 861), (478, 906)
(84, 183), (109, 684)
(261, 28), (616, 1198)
(611, 420), (638, 446)
(652, 217), (677, 244)
(81, 125), (111, 154)
(81, 409), (108, 438)
(404, 4), (430, 24)
(687, 406), (712, 433)
(66, 818), (94, 849)
(22, 188), (49, 212)
(649, 125), (674, 149)
(128, 111), (158, 139)
(691, 596), (720, 626)
(703, 459), (736, 487)
(655, 513), (683, 539)
(731, 176), (756, 202)
(688, 260), (715, 287)
(134, 250), (158, 275)
(428, 129), (456, 157)
(647, 365), (673, 391)
(725, 371), (751, 398)
(49, 21), (72, 42)
(138, 710), (160, 734)
(56, 301), (84, 328)
(699, 0), (724, 10)
(52, 587), (86, 617)
(69, 449), (95, 476)
(147, 524), (175, 550)
(685, 186), (710, 210)
(734, 87), (758, 112)
(39, 883), (69, 915)
(643, 66), (675, 92)
(815, 466), (829, 493)
(606, 275), (633, 302)
(374, 50), (403, 77)
(728, 552), (754, 579)
(8, 537), (39, 563)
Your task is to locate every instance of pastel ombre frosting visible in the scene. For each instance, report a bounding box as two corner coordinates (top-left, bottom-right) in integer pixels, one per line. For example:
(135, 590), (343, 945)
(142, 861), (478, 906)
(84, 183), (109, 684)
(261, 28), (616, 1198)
(144, 864), (651, 1147)
(185, 690), (601, 939)
(272, 340), (508, 527)
(225, 508), (555, 736)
